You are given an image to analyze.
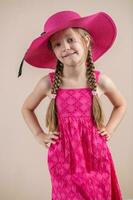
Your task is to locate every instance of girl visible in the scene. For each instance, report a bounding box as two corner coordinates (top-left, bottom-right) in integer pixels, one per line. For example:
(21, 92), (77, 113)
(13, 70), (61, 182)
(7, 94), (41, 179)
(19, 10), (127, 200)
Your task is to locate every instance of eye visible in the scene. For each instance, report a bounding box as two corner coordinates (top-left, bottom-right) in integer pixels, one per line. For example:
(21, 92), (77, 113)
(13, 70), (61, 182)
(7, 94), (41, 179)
(53, 38), (74, 48)
(54, 42), (61, 48)
(68, 38), (73, 42)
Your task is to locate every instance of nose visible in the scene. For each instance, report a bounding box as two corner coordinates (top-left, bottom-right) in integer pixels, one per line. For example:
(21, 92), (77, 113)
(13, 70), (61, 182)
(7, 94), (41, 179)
(61, 40), (71, 51)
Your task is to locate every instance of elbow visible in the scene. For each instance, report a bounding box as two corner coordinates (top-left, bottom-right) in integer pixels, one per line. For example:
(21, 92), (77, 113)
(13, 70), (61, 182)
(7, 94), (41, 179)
(21, 104), (29, 114)
(114, 101), (127, 114)
(123, 103), (127, 114)
(119, 101), (127, 115)
(21, 106), (32, 120)
(122, 98), (128, 112)
(21, 104), (34, 114)
(122, 105), (127, 115)
(21, 105), (27, 116)
(121, 104), (127, 120)
(119, 96), (128, 113)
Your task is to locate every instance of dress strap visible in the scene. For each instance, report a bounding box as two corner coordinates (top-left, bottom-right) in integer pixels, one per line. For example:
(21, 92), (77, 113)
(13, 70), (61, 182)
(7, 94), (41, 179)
(48, 70), (101, 85)
(48, 72), (55, 86)
(94, 70), (101, 84)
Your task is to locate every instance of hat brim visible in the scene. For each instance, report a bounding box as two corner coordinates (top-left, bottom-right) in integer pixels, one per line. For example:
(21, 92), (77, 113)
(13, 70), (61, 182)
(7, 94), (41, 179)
(24, 12), (117, 68)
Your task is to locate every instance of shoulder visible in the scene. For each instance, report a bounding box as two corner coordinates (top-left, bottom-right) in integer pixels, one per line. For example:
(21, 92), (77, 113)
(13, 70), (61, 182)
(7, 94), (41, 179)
(93, 69), (114, 89)
(33, 74), (51, 94)
(38, 71), (56, 88)
(94, 70), (117, 96)
(21, 74), (51, 110)
(98, 72), (127, 107)
(97, 72), (117, 94)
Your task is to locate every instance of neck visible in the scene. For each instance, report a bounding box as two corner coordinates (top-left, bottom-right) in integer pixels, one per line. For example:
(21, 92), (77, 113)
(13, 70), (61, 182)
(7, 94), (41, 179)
(63, 62), (87, 80)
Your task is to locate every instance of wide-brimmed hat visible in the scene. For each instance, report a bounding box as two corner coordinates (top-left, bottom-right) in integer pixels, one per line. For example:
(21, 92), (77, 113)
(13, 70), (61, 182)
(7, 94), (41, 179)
(18, 10), (117, 77)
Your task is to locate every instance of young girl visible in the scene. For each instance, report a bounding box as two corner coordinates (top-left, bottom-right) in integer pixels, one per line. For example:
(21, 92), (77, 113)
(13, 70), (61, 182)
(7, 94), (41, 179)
(19, 10), (127, 200)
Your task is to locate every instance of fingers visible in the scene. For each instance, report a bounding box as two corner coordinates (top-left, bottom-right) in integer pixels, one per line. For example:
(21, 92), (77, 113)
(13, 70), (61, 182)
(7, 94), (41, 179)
(100, 129), (108, 136)
(48, 131), (58, 136)
(97, 127), (111, 141)
(44, 132), (60, 147)
(51, 134), (59, 139)
(49, 133), (59, 141)
(106, 134), (111, 141)
(97, 127), (106, 135)
(44, 143), (49, 149)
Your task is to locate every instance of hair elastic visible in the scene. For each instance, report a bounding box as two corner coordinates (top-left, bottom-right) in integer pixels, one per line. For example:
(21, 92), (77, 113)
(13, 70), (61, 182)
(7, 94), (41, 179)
(48, 93), (56, 99)
(92, 90), (98, 96)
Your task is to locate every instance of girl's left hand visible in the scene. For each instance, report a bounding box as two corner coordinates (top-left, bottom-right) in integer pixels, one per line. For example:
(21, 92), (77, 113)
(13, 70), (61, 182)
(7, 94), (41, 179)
(98, 127), (111, 141)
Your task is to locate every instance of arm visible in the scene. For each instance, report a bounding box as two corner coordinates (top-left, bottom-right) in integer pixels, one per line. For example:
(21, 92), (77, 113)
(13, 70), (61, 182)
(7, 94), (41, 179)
(98, 74), (127, 136)
(21, 75), (51, 137)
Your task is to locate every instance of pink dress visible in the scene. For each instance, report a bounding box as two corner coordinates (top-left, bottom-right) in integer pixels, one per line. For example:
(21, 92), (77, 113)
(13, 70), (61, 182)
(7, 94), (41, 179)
(47, 70), (123, 200)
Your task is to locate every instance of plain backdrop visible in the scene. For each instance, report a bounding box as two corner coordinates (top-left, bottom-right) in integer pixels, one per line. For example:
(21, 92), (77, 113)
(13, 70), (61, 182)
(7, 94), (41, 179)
(0, 0), (133, 199)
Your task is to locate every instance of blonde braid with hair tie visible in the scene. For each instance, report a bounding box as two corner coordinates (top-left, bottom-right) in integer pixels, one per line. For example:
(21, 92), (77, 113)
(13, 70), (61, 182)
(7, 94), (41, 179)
(45, 60), (63, 132)
(86, 47), (105, 129)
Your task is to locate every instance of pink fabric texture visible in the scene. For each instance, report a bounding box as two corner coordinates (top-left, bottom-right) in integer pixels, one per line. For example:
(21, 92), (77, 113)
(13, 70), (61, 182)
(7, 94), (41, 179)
(47, 70), (123, 200)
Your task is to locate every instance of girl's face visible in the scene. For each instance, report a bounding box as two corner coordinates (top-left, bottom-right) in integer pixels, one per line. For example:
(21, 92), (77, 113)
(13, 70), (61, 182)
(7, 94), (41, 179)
(49, 28), (89, 67)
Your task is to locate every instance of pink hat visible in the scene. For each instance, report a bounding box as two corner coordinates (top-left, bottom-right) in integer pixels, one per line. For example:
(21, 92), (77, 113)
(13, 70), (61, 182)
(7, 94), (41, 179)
(18, 10), (117, 77)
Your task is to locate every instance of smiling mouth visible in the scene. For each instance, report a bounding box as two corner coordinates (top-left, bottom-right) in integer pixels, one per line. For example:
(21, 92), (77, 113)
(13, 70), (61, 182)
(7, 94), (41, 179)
(63, 52), (77, 58)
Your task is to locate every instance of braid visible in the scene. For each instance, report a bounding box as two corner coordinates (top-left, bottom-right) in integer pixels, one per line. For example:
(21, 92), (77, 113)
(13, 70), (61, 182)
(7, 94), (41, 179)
(45, 60), (63, 132)
(46, 27), (105, 131)
(86, 48), (105, 129)
(51, 60), (63, 94)
(86, 48), (97, 91)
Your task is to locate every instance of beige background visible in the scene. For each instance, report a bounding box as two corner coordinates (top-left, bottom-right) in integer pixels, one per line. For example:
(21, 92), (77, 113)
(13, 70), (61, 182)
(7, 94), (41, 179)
(0, 0), (132, 199)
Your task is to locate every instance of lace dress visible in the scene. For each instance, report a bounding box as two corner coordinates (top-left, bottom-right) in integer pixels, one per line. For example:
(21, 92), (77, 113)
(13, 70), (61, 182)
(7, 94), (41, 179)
(47, 70), (123, 200)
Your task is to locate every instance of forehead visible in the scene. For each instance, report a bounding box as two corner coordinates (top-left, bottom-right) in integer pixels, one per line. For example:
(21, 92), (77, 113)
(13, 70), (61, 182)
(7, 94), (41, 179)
(50, 28), (79, 43)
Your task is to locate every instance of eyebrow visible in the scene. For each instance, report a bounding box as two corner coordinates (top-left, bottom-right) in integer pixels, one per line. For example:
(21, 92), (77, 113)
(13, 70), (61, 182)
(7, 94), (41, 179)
(51, 33), (74, 44)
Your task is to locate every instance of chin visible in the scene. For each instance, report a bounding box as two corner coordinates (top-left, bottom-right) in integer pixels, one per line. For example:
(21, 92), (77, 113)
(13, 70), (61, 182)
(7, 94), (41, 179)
(65, 61), (79, 66)
(67, 57), (82, 64)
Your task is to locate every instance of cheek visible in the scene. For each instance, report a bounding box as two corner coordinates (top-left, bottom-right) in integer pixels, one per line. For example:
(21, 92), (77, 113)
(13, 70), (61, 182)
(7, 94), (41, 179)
(76, 45), (85, 57)
(53, 50), (60, 58)
(54, 51), (63, 62)
(74, 42), (84, 52)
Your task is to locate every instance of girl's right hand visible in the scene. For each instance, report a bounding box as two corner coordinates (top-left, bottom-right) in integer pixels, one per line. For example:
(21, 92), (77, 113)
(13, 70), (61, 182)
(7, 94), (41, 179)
(35, 132), (60, 148)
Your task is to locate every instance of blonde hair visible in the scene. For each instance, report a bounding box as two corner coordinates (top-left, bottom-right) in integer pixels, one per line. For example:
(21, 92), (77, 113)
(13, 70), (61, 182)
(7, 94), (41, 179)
(45, 28), (105, 132)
